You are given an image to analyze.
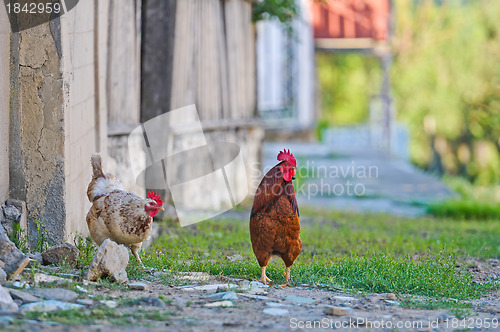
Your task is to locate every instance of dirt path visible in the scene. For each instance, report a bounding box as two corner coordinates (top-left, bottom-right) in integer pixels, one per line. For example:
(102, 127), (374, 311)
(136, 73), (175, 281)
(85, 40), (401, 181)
(7, 267), (500, 332)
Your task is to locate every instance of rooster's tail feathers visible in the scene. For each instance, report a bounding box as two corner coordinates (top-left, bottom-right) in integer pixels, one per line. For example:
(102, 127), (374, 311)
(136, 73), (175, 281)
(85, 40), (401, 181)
(91, 153), (105, 179)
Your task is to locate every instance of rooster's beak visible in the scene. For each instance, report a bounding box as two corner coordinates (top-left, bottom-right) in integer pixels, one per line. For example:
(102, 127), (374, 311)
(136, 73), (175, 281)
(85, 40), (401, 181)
(159, 206), (165, 211)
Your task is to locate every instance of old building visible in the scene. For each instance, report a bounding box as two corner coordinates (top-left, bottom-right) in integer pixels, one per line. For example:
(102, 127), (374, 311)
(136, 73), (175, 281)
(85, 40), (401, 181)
(0, 0), (262, 247)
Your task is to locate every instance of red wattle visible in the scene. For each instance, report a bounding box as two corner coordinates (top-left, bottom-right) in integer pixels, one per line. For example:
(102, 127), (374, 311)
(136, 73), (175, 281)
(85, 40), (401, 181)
(148, 209), (159, 217)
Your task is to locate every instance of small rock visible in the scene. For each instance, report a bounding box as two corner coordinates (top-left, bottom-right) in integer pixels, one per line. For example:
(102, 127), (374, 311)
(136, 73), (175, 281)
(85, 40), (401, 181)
(285, 295), (317, 305)
(27, 253), (43, 267)
(333, 295), (357, 302)
(0, 284), (18, 312)
(20, 300), (83, 313)
(86, 239), (129, 284)
(0, 316), (15, 325)
(266, 302), (290, 307)
(437, 314), (448, 323)
(239, 293), (274, 301)
(0, 205), (21, 235)
(249, 281), (268, 288)
(263, 308), (289, 316)
(222, 292), (238, 300)
(128, 282), (149, 291)
(75, 285), (88, 293)
(8, 289), (40, 304)
(76, 299), (94, 306)
(0, 225), (30, 280)
(386, 293), (397, 301)
(100, 300), (118, 308)
(34, 273), (72, 286)
(136, 297), (166, 307)
(323, 305), (349, 316)
(42, 243), (79, 268)
(0, 268), (6, 285)
(204, 300), (234, 308)
(28, 288), (78, 302)
(202, 291), (238, 300)
(12, 280), (29, 289)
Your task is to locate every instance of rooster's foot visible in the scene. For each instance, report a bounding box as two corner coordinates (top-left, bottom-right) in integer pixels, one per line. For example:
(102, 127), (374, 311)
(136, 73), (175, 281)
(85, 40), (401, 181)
(260, 266), (272, 285)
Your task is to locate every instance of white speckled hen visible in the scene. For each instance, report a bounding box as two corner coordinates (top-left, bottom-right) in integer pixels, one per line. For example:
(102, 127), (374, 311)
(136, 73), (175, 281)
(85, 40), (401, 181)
(86, 153), (163, 267)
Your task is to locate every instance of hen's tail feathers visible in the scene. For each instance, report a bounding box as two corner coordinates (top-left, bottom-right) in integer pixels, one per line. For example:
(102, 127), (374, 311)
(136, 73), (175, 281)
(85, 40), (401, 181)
(91, 153), (105, 179)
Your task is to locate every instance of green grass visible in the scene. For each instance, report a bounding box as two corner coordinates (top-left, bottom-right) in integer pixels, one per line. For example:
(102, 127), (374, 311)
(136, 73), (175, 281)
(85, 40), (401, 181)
(142, 210), (499, 312)
(22, 306), (173, 326)
(399, 297), (473, 318)
(426, 176), (500, 219)
(427, 199), (500, 219)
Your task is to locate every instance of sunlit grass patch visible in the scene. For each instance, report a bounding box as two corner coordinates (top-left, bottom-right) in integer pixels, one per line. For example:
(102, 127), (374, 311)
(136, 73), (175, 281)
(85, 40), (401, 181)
(144, 213), (499, 311)
(427, 199), (500, 220)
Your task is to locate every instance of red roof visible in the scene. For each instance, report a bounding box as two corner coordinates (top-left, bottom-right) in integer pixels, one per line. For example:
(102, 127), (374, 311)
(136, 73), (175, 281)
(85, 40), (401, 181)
(311, 0), (390, 41)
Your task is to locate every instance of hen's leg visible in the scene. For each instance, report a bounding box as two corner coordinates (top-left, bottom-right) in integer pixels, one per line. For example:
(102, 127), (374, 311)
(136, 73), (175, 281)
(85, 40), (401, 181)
(280, 266), (291, 287)
(130, 243), (144, 268)
(260, 266), (272, 285)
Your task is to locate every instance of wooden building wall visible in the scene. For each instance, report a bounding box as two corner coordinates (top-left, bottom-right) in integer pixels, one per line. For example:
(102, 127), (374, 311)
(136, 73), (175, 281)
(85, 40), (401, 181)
(142, 0), (256, 122)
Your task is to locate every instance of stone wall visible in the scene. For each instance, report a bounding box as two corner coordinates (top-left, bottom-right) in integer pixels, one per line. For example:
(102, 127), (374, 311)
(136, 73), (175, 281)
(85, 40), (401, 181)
(0, 7), (9, 204)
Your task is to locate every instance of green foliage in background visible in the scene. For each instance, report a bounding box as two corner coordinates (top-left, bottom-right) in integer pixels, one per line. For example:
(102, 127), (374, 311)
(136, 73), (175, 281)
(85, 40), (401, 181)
(316, 0), (500, 185)
(252, 0), (300, 33)
(316, 53), (381, 127)
(392, 0), (500, 184)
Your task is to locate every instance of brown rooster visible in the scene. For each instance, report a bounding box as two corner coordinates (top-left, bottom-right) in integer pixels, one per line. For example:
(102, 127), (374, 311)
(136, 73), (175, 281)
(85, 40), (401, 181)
(86, 153), (164, 267)
(250, 149), (301, 286)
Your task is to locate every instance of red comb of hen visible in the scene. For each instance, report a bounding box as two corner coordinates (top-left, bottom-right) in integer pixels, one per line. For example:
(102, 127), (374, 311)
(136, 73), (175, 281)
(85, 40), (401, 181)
(147, 191), (163, 205)
(277, 149), (297, 167)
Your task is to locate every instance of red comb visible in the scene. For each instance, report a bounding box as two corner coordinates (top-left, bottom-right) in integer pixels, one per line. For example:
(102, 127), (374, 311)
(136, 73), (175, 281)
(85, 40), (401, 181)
(277, 149), (297, 167)
(147, 191), (163, 205)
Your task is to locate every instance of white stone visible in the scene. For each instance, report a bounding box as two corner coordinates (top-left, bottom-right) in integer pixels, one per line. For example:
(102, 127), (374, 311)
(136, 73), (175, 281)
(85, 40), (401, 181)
(203, 291), (238, 300)
(204, 300), (234, 308)
(34, 273), (72, 285)
(20, 300), (83, 313)
(100, 300), (118, 308)
(76, 299), (94, 306)
(266, 302), (290, 307)
(285, 295), (317, 305)
(75, 285), (88, 293)
(333, 295), (357, 302)
(178, 272), (211, 281)
(86, 239), (129, 284)
(263, 308), (289, 316)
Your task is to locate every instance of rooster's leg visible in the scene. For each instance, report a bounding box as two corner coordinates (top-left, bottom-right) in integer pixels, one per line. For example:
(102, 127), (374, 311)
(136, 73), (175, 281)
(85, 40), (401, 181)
(280, 266), (291, 287)
(260, 266), (272, 285)
(130, 244), (145, 268)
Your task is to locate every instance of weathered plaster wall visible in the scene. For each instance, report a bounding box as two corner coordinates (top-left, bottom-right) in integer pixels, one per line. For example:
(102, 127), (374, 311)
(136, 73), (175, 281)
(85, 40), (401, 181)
(0, 8), (9, 203)
(13, 19), (66, 245)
